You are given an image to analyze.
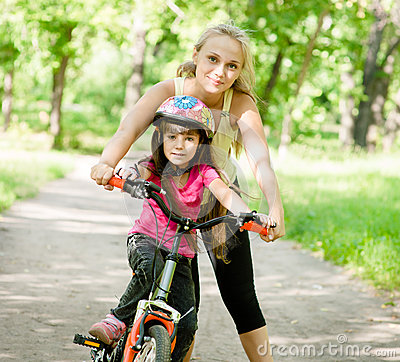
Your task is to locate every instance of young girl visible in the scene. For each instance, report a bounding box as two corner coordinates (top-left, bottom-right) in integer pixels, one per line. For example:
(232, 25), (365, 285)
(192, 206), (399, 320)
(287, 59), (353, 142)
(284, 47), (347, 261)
(91, 23), (285, 361)
(88, 96), (273, 362)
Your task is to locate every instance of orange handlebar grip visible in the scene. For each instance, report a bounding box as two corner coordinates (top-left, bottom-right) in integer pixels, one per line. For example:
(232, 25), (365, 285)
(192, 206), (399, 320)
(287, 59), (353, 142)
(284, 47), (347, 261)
(108, 177), (125, 189)
(240, 221), (269, 236)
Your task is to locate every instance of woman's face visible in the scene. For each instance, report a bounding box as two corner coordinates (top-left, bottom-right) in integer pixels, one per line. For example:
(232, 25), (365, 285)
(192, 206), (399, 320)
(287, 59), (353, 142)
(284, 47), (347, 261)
(193, 35), (244, 94)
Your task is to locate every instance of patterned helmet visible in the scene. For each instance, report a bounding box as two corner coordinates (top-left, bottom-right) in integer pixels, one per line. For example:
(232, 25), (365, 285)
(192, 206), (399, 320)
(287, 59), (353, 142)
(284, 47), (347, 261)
(154, 95), (215, 138)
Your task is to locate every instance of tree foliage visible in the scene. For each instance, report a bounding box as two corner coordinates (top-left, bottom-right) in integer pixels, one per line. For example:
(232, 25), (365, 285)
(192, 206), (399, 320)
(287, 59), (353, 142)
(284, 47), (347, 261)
(0, 0), (399, 152)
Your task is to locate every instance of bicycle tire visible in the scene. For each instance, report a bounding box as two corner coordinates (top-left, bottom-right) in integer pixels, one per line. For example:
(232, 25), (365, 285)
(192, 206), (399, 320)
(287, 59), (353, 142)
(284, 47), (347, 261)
(135, 325), (171, 362)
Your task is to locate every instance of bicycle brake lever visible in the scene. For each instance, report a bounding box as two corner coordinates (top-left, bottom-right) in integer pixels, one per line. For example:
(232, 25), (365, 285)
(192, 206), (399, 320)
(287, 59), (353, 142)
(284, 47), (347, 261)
(126, 180), (167, 199)
(122, 179), (149, 199)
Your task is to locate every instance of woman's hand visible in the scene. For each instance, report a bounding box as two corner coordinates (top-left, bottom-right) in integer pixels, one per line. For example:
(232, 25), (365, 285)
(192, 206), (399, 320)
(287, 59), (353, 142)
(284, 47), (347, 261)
(90, 162), (115, 191)
(260, 210), (285, 243)
(256, 213), (281, 243)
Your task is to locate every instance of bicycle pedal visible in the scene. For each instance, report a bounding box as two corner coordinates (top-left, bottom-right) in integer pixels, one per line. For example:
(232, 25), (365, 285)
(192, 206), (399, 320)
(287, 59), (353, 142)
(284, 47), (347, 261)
(73, 334), (107, 350)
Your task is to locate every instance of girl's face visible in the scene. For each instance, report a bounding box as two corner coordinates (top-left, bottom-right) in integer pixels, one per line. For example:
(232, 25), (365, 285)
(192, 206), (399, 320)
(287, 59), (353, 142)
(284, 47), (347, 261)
(193, 35), (244, 94)
(163, 130), (200, 169)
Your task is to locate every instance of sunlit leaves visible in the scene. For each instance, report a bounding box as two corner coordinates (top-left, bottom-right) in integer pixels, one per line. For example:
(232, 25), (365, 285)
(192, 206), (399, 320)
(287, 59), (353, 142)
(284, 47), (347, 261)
(1, 0), (399, 150)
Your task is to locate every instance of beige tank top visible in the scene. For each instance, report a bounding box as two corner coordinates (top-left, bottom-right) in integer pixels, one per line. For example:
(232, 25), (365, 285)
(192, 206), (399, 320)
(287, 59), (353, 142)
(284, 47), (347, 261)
(174, 77), (238, 182)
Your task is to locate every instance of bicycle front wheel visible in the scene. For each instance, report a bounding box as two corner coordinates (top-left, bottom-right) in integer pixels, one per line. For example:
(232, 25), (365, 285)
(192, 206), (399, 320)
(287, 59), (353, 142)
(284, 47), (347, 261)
(135, 325), (171, 362)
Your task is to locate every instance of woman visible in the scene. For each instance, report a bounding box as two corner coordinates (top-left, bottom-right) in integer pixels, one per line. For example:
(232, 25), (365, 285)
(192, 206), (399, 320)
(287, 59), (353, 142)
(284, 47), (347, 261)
(91, 23), (285, 361)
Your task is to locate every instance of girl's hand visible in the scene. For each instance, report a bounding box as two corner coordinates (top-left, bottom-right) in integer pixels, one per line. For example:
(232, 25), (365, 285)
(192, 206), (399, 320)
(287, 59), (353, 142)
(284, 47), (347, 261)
(115, 167), (140, 181)
(256, 213), (279, 243)
(90, 162), (115, 191)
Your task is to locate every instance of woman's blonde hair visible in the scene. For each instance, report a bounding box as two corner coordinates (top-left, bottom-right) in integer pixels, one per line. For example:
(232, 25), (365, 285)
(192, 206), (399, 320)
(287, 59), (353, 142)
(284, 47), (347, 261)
(177, 23), (256, 101)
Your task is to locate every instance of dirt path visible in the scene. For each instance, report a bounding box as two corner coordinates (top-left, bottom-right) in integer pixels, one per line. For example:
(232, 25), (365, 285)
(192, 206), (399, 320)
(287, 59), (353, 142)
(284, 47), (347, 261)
(0, 155), (399, 361)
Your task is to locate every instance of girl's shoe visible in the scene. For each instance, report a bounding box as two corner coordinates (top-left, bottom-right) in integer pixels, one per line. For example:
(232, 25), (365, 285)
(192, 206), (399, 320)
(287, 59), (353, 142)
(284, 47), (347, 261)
(88, 314), (126, 347)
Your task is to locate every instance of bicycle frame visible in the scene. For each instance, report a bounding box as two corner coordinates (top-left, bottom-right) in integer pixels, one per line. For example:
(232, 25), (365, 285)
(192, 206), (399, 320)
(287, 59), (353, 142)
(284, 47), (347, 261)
(122, 224), (186, 361)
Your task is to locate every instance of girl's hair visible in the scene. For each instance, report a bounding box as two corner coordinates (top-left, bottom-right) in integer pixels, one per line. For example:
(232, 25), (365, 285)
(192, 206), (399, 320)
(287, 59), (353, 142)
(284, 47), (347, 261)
(139, 120), (231, 262)
(176, 23), (256, 101)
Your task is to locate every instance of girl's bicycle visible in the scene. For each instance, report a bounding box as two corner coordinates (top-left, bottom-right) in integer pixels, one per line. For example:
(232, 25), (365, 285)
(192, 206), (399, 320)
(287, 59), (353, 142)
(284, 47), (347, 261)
(74, 176), (273, 362)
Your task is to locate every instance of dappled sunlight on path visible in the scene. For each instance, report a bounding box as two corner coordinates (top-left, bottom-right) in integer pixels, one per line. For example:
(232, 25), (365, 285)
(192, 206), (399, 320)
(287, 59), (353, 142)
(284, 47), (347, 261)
(0, 155), (137, 361)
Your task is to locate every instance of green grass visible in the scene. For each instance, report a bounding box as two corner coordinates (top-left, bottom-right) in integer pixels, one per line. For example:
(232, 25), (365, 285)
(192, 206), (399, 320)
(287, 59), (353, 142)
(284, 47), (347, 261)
(249, 146), (400, 291)
(0, 130), (75, 213)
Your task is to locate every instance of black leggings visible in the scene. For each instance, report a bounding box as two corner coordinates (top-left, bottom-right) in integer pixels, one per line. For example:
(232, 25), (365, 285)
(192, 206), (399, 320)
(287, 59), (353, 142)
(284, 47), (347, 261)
(192, 228), (266, 334)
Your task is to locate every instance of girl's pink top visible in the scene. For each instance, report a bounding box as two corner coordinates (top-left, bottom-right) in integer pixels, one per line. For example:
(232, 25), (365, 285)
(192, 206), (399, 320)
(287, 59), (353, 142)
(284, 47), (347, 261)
(129, 163), (220, 258)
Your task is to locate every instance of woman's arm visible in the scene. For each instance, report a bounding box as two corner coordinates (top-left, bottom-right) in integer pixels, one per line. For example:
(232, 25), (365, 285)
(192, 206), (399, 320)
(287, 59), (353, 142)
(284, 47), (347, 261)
(231, 93), (285, 241)
(90, 79), (175, 189)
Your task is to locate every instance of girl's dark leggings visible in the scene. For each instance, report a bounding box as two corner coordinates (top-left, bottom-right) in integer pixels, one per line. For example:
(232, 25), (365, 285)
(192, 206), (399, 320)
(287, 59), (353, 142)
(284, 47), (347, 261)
(192, 228), (266, 334)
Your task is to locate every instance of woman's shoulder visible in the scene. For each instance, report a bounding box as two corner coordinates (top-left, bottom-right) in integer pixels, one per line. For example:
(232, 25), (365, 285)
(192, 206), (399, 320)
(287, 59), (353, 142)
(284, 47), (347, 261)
(231, 90), (257, 114)
(150, 79), (175, 95)
(136, 79), (175, 111)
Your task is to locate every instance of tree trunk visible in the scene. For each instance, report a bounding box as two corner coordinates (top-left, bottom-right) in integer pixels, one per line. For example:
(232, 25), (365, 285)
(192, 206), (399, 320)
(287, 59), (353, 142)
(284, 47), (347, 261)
(354, 0), (387, 148)
(339, 72), (355, 148)
(123, 14), (146, 114)
(278, 8), (329, 157)
(383, 89), (400, 152)
(379, 37), (400, 151)
(263, 50), (283, 103)
(355, 26), (399, 150)
(50, 55), (69, 142)
(365, 53), (395, 152)
(355, 101), (373, 149)
(2, 69), (13, 132)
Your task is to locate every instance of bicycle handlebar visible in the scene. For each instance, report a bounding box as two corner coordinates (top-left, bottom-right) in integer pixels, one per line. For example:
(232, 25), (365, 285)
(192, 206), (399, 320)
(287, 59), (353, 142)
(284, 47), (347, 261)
(108, 176), (274, 236)
(109, 177), (164, 195)
(241, 220), (269, 236)
(108, 177), (125, 189)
